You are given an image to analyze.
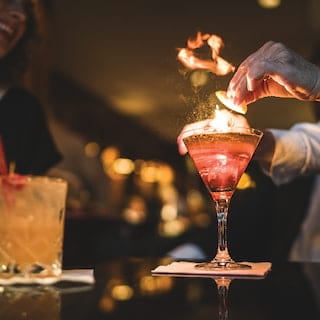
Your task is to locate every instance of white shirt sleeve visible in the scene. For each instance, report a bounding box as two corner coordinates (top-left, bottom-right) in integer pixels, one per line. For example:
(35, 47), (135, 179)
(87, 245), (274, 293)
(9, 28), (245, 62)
(265, 121), (320, 185)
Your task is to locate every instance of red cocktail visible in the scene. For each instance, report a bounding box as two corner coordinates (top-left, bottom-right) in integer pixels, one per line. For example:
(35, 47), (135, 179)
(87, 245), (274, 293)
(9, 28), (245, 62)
(183, 126), (263, 269)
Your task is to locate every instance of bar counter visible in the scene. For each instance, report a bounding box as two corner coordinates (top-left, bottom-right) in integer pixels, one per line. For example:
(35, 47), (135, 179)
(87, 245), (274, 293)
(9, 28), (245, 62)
(1, 257), (320, 319)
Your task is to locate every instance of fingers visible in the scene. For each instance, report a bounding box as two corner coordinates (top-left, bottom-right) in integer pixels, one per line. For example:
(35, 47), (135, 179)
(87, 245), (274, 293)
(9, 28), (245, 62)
(177, 120), (212, 155)
(227, 41), (278, 105)
(177, 133), (188, 155)
(227, 60), (257, 105)
(227, 69), (257, 105)
(177, 141), (187, 155)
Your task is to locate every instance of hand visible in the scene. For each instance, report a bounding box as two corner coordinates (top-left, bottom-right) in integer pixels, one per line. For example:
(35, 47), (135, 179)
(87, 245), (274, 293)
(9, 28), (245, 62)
(227, 41), (320, 106)
(177, 111), (250, 155)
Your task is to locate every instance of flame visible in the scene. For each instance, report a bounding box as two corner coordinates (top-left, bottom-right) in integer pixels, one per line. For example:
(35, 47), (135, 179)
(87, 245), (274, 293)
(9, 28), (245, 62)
(177, 31), (235, 76)
(207, 107), (236, 131)
(180, 108), (242, 141)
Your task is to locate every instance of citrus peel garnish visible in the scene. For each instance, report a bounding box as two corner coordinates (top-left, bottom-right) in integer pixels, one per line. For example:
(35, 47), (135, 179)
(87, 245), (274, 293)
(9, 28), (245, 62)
(0, 174), (28, 208)
(1, 173), (27, 189)
(215, 90), (247, 115)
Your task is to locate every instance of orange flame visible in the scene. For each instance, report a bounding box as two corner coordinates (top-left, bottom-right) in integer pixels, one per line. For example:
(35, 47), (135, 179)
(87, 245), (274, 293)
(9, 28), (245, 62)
(177, 31), (235, 76)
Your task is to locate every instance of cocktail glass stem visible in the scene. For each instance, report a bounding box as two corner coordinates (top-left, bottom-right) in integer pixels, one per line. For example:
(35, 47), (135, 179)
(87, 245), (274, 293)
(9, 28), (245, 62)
(195, 197), (251, 270)
(215, 199), (231, 264)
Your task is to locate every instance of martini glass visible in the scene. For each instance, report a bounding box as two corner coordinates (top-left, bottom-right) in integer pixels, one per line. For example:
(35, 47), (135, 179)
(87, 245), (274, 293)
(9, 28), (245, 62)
(183, 125), (263, 270)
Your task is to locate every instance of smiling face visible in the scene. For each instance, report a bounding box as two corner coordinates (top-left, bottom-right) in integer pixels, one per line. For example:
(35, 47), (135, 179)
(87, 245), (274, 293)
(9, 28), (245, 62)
(0, 0), (27, 58)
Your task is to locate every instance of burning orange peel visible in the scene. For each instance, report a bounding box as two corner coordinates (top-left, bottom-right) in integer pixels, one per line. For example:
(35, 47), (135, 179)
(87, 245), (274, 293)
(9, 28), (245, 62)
(177, 32), (235, 76)
(215, 90), (248, 115)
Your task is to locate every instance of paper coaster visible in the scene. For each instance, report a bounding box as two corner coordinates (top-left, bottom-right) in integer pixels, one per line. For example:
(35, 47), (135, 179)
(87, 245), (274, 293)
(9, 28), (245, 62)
(0, 269), (95, 286)
(152, 261), (272, 279)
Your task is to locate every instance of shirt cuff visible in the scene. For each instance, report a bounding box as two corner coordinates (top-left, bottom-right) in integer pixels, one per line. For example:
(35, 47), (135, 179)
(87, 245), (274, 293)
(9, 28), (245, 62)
(263, 129), (307, 185)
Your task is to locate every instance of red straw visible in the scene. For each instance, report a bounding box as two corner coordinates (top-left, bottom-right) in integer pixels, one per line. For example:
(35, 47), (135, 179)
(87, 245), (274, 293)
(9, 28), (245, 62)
(0, 136), (8, 175)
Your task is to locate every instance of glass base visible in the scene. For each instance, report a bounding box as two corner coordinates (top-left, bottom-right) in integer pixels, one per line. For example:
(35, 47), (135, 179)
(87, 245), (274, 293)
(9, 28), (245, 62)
(195, 260), (251, 271)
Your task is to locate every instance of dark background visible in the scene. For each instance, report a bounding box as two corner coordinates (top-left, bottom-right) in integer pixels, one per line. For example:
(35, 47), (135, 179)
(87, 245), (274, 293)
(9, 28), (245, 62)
(26, 0), (320, 265)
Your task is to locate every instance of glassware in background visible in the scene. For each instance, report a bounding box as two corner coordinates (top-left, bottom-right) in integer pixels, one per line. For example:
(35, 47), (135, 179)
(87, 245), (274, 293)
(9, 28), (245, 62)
(0, 175), (68, 283)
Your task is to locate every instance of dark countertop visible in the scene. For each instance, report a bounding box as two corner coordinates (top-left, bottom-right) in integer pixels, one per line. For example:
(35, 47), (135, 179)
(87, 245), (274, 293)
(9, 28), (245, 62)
(1, 257), (320, 320)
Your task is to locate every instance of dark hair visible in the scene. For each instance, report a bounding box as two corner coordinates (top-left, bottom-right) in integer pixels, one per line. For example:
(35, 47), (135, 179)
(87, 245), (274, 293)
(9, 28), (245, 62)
(0, 0), (38, 84)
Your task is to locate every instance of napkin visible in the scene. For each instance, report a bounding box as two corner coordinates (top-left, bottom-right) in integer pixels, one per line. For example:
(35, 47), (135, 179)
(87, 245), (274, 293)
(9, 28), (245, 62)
(0, 269), (95, 286)
(152, 261), (272, 278)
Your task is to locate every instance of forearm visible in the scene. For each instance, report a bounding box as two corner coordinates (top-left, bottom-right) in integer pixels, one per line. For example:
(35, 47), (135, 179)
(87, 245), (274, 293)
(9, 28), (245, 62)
(254, 123), (320, 185)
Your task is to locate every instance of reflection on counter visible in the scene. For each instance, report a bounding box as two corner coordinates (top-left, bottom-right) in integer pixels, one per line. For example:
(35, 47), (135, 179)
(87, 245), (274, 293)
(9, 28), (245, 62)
(0, 286), (61, 320)
(91, 258), (320, 320)
(98, 258), (174, 314)
(1, 259), (320, 320)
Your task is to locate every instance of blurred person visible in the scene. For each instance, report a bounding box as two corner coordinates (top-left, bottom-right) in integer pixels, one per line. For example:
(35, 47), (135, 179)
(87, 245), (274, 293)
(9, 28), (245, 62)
(177, 41), (320, 262)
(0, 0), (61, 174)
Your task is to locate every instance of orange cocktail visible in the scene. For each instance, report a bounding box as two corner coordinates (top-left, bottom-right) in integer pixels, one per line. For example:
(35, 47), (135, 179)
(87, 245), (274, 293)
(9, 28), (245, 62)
(0, 175), (67, 283)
